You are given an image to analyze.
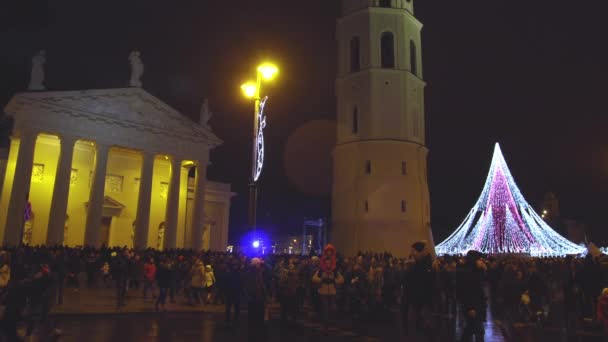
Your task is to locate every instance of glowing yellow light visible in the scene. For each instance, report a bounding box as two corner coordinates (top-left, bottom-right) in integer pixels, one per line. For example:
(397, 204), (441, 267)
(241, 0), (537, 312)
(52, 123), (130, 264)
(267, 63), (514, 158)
(543, 210), (548, 214)
(164, 155), (168, 160)
(293, 239), (297, 243)
(257, 63), (279, 81)
(241, 82), (257, 98)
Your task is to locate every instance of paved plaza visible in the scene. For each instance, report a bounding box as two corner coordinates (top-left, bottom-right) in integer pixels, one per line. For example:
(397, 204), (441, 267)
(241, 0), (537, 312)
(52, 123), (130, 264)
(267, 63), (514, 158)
(10, 287), (592, 341)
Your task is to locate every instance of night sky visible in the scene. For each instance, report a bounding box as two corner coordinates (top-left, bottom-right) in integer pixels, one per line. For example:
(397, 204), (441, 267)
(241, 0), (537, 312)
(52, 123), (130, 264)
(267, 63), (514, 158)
(1, 0), (607, 245)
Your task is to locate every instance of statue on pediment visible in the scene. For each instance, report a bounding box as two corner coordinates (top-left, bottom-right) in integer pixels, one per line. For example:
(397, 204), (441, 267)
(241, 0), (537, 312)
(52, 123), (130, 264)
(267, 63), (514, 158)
(28, 50), (46, 91)
(128, 50), (144, 87)
(199, 98), (213, 128)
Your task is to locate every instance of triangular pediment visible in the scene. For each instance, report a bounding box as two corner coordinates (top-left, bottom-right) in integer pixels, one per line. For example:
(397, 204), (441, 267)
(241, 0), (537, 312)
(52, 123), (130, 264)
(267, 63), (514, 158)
(5, 88), (222, 146)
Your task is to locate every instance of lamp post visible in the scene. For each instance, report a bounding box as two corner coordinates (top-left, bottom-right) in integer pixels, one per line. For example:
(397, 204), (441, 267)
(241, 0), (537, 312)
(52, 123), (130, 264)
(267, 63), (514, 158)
(241, 63), (279, 232)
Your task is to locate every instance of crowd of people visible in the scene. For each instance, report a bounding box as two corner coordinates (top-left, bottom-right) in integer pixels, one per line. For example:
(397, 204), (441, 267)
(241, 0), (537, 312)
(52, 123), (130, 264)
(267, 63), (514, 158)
(0, 241), (607, 341)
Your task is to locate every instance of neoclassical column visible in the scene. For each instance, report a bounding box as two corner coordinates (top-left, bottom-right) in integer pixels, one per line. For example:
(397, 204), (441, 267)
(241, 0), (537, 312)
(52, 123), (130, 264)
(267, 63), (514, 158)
(134, 152), (154, 250)
(190, 161), (207, 250)
(220, 204), (230, 251)
(4, 131), (37, 246)
(47, 135), (77, 245)
(84, 143), (109, 247)
(163, 157), (181, 250)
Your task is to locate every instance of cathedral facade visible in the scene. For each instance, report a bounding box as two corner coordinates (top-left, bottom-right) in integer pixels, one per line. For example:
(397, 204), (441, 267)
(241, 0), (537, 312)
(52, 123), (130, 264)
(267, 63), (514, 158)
(1, 72), (233, 250)
(332, 0), (433, 257)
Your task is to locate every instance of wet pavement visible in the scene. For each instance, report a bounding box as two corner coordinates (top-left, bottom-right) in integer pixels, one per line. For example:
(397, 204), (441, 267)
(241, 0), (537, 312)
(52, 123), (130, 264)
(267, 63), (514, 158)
(25, 287), (605, 341)
(34, 306), (608, 341)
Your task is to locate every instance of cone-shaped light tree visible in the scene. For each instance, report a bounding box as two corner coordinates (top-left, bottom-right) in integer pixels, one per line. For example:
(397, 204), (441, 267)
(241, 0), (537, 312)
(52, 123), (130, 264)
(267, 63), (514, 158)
(436, 143), (585, 257)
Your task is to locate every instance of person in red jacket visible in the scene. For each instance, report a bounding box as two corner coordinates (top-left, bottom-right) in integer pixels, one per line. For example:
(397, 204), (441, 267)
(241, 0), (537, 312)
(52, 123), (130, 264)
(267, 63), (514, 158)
(597, 288), (608, 336)
(143, 257), (157, 299)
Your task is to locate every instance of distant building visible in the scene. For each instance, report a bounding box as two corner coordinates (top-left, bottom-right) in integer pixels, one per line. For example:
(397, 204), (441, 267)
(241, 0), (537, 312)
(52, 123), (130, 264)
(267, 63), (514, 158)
(540, 192), (586, 244)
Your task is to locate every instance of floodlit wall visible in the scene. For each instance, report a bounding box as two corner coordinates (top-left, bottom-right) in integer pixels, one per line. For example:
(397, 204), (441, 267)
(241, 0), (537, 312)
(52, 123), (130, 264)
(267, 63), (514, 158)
(104, 149), (142, 247)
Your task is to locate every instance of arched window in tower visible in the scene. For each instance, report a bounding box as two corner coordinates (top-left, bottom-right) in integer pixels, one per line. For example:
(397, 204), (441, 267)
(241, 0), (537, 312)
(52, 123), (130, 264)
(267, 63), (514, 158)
(381, 32), (395, 69)
(352, 106), (359, 134)
(380, 0), (391, 8)
(350, 37), (360, 72)
(410, 40), (418, 76)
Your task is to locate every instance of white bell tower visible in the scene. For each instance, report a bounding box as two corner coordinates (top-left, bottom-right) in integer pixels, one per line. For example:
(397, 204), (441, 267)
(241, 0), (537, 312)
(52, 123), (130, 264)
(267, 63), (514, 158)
(331, 0), (433, 257)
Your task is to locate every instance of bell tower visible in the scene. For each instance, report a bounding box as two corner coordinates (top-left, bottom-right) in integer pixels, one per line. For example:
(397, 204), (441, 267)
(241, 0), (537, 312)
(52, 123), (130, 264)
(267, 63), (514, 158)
(331, 0), (433, 256)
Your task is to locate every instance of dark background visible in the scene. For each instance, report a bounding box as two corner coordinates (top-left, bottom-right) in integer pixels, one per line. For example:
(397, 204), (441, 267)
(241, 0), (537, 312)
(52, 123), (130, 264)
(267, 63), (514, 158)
(1, 0), (607, 245)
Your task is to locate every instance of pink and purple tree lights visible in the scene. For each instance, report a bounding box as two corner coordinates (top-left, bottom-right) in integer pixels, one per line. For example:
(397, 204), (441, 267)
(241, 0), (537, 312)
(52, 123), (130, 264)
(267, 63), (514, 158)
(435, 143), (585, 257)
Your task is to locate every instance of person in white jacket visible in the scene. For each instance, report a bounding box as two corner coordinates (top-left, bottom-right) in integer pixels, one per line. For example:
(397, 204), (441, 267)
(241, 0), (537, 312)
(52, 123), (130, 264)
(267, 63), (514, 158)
(204, 265), (216, 304)
(190, 259), (206, 305)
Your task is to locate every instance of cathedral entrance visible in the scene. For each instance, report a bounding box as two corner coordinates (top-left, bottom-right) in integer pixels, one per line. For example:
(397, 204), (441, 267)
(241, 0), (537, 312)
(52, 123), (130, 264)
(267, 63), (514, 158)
(100, 216), (112, 246)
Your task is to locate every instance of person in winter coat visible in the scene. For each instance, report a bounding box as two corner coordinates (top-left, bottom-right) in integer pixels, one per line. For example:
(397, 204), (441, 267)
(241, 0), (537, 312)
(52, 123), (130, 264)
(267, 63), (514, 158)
(243, 258), (267, 342)
(597, 288), (608, 336)
(101, 262), (111, 288)
(190, 259), (206, 304)
(402, 241), (434, 334)
(143, 257), (157, 299)
(204, 264), (216, 304)
(279, 262), (300, 324)
(111, 250), (130, 308)
(223, 260), (243, 327)
(312, 256), (344, 325)
(457, 250), (486, 342)
(155, 257), (172, 312)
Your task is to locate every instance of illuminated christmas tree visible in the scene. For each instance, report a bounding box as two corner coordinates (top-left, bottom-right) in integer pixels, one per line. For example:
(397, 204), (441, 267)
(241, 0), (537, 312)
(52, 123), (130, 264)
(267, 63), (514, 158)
(436, 143), (585, 256)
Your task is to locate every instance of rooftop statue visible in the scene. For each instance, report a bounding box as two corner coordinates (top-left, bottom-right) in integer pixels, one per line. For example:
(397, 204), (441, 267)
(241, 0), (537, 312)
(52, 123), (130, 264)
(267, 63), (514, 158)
(28, 50), (46, 91)
(128, 50), (144, 87)
(199, 98), (213, 128)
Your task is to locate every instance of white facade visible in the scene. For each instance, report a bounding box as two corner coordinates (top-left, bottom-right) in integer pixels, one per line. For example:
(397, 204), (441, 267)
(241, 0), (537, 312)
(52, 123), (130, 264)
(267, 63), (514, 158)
(0, 87), (234, 251)
(332, 0), (433, 257)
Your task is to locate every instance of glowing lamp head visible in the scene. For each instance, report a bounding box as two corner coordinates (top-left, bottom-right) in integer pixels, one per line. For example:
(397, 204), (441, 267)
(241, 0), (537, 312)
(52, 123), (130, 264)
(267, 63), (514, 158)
(252, 240), (260, 249)
(241, 82), (257, 99)
(257, 63), (279, 81)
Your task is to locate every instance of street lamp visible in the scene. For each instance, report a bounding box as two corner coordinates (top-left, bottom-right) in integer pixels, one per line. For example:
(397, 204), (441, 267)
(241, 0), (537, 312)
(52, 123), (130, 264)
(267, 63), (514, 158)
(241, 62), (279, 232)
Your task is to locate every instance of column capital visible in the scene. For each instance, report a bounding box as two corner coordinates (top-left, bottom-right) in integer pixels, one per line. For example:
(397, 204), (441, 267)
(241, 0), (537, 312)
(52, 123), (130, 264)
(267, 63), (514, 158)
(17, 129), (38, 143)
(170, 157), (182, 165)
(59, 135), (79, 144)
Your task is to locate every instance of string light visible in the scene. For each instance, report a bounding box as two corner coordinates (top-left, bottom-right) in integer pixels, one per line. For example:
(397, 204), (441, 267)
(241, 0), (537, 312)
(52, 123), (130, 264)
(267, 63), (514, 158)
(436, 143), (585, 257)
(253, 96), (268, 182)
